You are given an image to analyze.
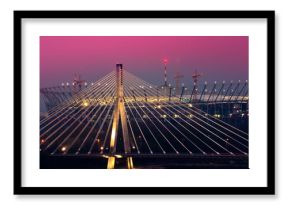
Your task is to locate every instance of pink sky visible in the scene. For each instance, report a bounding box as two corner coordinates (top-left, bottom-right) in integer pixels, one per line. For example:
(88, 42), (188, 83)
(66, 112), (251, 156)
(40, 36), (248, 88)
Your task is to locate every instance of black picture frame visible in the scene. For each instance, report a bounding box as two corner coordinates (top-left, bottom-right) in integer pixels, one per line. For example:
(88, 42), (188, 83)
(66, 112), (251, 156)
(14, 10), (275, 195)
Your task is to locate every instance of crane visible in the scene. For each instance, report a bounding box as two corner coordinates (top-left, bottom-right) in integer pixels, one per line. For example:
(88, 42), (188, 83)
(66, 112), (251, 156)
(191, 70), (203, 102)
(192, 70), (202, 84)
(73, 73), (85, 94)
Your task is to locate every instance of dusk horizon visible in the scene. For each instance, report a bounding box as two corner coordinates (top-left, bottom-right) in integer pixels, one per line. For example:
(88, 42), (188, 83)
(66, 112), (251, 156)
(40, 36), (248, 88)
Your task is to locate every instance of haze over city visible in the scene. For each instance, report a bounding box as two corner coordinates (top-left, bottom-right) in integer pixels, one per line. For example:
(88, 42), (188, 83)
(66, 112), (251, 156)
(40, 36), (248, 88)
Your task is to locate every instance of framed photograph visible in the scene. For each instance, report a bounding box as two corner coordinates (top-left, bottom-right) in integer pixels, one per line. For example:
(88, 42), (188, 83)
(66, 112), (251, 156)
(14, 10), (275, 195)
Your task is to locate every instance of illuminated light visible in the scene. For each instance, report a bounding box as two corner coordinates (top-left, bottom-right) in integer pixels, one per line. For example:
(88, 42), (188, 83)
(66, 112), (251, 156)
(127, 157), (134, 169)
(174, 114), (180, 118)
(40, 139), (45, 144)
(61, 146), (66, 152)
(229, 113), (233, 117)
(157, 105), (161, 109)
(110, 125), (116, 150)
(85, 82), (88, 86)
(214, 81), (217, 84)
(61, 83), (65, 86)
(105, 83), (108, 86)
(214, 114), (221, 118)
(132, 146), (136, 149)
(163, 58), (168, 64)
(143, 115), (148, 118)
(188, 114), (193, 118)
(83, 101), (89, 107)
(100, 146), (104, 151)
(66, 82), (69, 86)
(149, 86), (152, 88)
(241, 113), (245, 117)
(188, 103), (193, 107)
(115, 155), (123, 158)
(97, 83), (100, 86)
(91, 83), (94, 85)
(161, 114), (167, 118)
(107, 157), (115, 169)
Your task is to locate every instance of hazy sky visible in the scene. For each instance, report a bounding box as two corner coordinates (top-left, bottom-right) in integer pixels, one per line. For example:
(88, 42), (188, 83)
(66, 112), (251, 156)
(40, 36), (248, 88)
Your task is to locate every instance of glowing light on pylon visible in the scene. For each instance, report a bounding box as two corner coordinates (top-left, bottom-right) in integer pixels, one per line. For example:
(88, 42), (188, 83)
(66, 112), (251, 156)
(163, 58), (168, 65)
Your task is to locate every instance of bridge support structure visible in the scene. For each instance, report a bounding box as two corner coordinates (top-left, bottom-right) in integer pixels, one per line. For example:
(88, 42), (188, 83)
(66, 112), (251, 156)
(108, 64), (133, 169)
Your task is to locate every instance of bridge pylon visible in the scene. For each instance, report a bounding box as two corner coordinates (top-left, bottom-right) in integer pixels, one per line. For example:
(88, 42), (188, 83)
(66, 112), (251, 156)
(108, 64), (133, 169)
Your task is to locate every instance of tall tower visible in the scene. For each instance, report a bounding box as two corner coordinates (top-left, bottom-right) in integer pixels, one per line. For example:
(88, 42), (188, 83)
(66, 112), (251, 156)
(163, 58), (168, 86)
(192, 70), (203, 101)
(108, 64), (133, 169)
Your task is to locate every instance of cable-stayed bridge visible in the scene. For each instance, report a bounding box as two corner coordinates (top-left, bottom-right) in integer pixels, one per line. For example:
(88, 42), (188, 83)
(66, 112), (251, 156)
(40, 64), (248, 169)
